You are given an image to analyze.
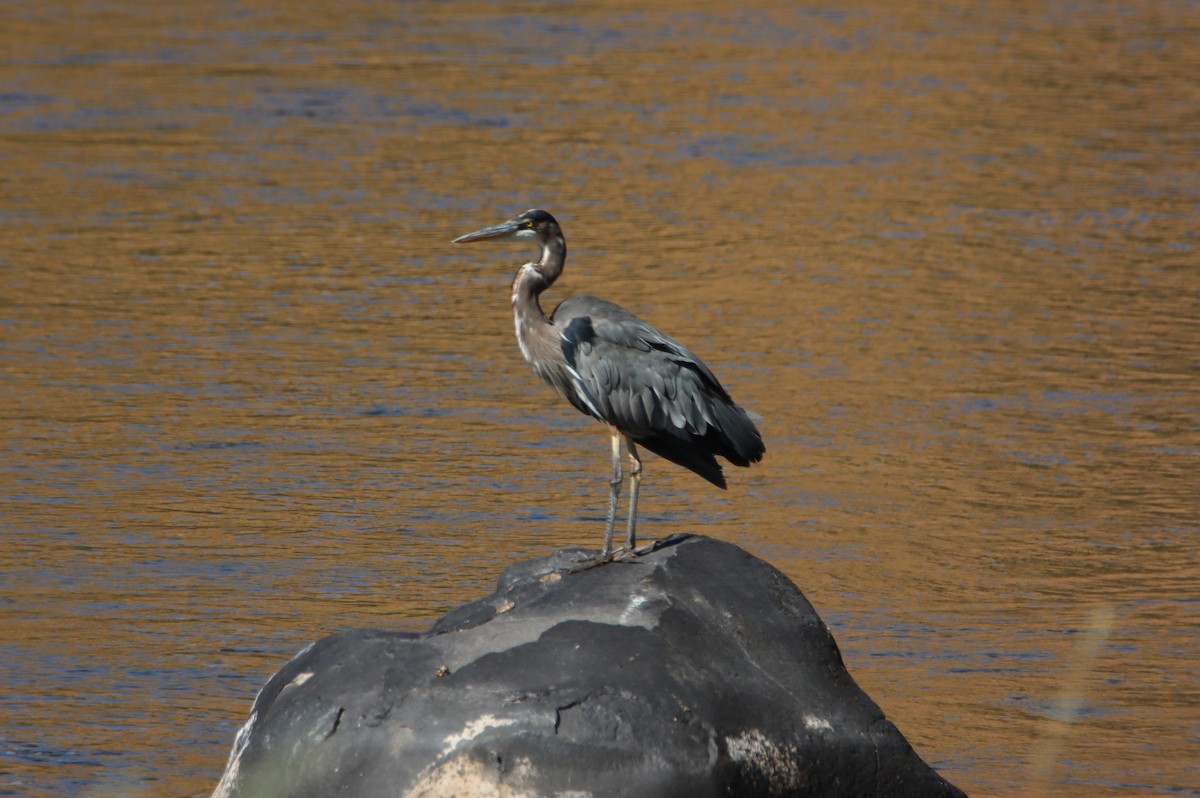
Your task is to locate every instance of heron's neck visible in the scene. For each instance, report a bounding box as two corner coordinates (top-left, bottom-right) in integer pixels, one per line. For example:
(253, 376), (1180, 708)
(509, 232), (566, 329)
(511, 233), (565, 369)
(511, 263), (550, 366)
(536, 232), (566, 287)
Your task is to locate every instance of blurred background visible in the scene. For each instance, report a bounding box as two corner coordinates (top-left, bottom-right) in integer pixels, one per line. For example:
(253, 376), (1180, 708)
(1, 1), (1197, 796)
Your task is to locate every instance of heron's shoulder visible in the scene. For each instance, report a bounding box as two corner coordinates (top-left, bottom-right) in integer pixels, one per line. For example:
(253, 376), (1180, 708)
(555, 299), (731, 402)
(553, 296), (662, 339)
(551, 295), (638, 323)
(555, 296), (702, 360)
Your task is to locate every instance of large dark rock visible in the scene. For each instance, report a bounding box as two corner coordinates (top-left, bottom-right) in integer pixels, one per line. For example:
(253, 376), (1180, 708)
(212, 534), (965, 798)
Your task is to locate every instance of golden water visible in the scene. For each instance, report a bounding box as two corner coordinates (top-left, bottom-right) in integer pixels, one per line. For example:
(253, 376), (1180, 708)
(1, 2), (1196, 795)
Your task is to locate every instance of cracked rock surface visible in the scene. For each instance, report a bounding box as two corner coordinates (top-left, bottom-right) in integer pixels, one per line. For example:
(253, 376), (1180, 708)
(211, 534), (966, 798)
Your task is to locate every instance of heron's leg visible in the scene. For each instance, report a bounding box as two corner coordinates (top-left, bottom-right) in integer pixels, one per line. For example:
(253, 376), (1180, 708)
(622, 436), (643, 552)
(602, 427), (623, 557)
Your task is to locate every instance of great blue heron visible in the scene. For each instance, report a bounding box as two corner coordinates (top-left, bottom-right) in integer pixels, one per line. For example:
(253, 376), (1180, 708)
(453, 209), (764, 559)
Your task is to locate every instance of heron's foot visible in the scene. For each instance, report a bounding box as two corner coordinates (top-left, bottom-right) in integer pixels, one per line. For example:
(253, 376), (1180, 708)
(611, 546), (640, 563)
(568, 551), (614, 573)
(567, 546), (644, 573)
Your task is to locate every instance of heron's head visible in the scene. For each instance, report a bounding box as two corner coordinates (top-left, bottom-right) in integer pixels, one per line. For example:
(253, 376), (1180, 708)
(452, 209), (561, 247)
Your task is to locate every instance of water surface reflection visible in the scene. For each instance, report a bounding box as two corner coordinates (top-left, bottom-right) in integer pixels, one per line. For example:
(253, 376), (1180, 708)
(1, 2), (1197, 796)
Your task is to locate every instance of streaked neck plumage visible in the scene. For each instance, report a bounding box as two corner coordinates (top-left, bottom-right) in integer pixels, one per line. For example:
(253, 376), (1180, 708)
(511, 230), (567, 376)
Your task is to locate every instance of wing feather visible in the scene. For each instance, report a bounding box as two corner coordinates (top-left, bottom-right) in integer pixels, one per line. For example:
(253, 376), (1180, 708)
(554, 295), (764, 487)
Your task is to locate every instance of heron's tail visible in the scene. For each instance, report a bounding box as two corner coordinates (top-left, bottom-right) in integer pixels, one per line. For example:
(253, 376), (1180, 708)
(636, 401), (764, 489)
(636, 434), (728, 488)
(713, 401), (765, 467)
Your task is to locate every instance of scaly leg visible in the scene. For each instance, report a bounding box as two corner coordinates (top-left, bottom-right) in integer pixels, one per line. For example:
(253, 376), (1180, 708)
(602, 426), (623, 557)
(623, 436), (643, 552)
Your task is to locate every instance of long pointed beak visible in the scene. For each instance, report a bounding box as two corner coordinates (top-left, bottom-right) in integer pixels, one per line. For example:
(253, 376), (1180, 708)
(452, 220), (521, 244)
